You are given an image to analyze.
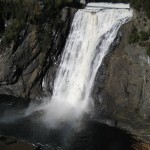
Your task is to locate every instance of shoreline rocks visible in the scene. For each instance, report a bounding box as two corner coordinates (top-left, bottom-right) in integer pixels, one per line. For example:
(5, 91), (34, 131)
(0, 135), (37, 150)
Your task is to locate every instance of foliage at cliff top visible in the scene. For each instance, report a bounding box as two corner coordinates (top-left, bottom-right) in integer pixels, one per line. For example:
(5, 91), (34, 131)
(87, 0), (150, 18)
(0, 0), (76, 44)
(147, 46), (150, 57)
(0, 0), (150, 46)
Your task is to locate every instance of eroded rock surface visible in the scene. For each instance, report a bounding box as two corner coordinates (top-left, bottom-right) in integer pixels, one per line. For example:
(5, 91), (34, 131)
(0, 7), (77, 100)
(95, 10), (150, 138)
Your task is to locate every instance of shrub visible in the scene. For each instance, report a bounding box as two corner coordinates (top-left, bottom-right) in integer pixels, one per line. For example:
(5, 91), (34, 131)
(146, 46), (150, 57)
(0, 13), (5, 33)
(148, 29), (150, 36)
(2, 19), (25, 45)
(129, 33), (140, 44)
(140, 31), (149, 41)
(143, 0), (150, 19)
(129, 26), (140, 44)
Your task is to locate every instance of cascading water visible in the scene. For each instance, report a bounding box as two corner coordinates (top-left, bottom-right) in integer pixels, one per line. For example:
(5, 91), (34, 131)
(43, 3), (133, 127)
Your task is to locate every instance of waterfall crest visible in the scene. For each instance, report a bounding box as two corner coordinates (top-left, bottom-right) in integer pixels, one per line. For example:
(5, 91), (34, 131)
(43, 3), (133, 127)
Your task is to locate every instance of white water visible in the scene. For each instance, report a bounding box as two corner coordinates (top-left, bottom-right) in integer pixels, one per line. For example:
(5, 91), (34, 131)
(86, 3), (130, 9)
(43, 3), (133, 127)
(86, 3), (131, 12)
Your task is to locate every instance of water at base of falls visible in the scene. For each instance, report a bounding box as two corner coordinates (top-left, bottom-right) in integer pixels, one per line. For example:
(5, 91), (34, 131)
(0, 94), (136, 150)
(42, 4), (133, 127)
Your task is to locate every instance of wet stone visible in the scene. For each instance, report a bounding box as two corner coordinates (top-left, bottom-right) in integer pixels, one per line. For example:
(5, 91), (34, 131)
(0, 135), (36, 150)
(5, 137), (17, 145)
(0, 135), (7, 141)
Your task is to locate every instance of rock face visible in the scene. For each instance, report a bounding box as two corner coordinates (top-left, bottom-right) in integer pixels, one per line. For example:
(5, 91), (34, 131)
(95, 10), (150, 131)
(0, 7), (77, 100)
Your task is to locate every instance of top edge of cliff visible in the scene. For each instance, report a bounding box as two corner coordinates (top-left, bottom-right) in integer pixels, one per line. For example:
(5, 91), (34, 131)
(86, 3), (130, 9)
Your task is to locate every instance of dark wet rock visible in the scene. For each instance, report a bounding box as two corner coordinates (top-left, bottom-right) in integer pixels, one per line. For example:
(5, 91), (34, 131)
(93, 10), (150, 140)
(0, 7), (77, 100)
(5, 137), (17, 145)
(0, 135), (36, 150)
(0, 135), (7, 141)
(35, 143), (43, 150)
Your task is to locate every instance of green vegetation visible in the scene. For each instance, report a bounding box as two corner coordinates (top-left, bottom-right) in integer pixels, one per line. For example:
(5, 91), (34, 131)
(143, 0), (150, 18)
(129, 26), (140, 44)
(94, 0), (150, 18)
(129, 30), (150, 44)
(129, 33), (140, 44)
(0, 0), (75, 46)
(0, 0), (150, 46)
(129, 0), (150, 18)
(129, 27), (149, 44)
(2, 19), (25, 45)
(146, 46), (150, 57)
(140, 31), (149, 41)
(148, 28), (150, 36)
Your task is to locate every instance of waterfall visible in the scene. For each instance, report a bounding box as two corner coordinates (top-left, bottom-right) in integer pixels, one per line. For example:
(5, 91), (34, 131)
(43, 3), (133, 127)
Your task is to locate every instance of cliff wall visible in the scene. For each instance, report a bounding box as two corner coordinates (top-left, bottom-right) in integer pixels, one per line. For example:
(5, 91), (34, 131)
(94, 10), (150, 139)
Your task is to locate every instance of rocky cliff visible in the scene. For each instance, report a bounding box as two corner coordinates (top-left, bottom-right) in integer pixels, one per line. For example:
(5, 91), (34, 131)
(0, 6), (77, 100)
(93, 10), (150, 139)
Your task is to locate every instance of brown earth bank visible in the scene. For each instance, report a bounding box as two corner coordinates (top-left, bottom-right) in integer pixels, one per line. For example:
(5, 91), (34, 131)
(133, 142), (150, 150)
(0, 135), (38, 150)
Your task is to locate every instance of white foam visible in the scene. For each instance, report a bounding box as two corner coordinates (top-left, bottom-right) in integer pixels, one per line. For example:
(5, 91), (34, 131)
(86, 3), (130, 9)
(42, 4), (133, 127)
